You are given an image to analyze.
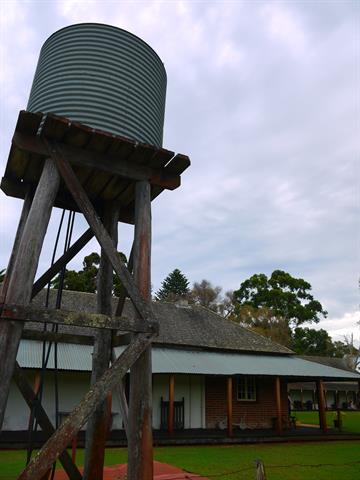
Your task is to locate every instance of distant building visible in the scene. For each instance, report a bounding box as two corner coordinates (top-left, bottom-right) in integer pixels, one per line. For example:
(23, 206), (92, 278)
(288, 356), (359, 410)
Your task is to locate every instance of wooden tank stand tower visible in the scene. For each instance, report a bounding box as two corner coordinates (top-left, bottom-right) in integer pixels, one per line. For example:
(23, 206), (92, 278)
(0, 110), (190, 480)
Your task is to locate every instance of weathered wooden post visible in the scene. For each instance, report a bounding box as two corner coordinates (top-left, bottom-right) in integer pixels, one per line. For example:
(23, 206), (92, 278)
(227, 376), (233, 437)
(254, 459), (267, 480)
(168, 374), (175, 435)
(128, 180), (153, 480)
(0, 186), (33, 305)
(316, 379), (327, 432)
(275, 376), (282, 434)
(0, 158), (60, 428)
(83, 203), (119, 480)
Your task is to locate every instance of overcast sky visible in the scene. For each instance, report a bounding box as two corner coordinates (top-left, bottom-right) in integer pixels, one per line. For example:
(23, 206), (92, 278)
(0, 0), (358, 343)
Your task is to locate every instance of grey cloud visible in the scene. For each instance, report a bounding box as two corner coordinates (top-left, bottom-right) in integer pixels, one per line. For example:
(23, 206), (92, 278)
(0, 1), (357, 337)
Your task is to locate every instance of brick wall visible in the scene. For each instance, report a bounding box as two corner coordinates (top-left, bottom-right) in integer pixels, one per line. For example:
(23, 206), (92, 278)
(205, 375), (288, 429)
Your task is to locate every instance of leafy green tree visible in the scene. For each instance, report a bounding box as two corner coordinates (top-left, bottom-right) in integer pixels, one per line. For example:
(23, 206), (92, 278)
(292, 327), (335, 356)
(113, 252), (128, 297)
(156, 269), (190, 302)
(52, 252), (100, 293)
(191, 279), (222, 311)
(234, 305), (292, 348)
(51, 251), (127, 294)
(233, 270), (327, 328)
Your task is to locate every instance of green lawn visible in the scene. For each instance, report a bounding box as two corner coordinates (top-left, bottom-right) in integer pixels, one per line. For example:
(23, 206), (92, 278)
(293, 410), (360, 433)
(1, 441), (360, 480)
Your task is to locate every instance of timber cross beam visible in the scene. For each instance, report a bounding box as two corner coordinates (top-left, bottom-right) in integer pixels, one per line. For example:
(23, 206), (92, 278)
(13, 131), (181, 191)
(1, 304), (159, 334)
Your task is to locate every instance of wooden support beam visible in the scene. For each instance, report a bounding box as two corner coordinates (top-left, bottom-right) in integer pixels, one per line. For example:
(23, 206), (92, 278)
(22, 329), (94, 345)
(2, 304), (157, 333)
(168, 374), (175, 435)
(312, 389), (316, 410)
(114, 245), (134, 317)
(0, 186), (32, 305)
(14, 131), (181, 190)
(316, 379), (327, 432)
(1, 176), (134, 226)
(128, 180), (153, 480)
(46, 139), (156, 327)
(32, 228), (94, 298)
(18, 332), (153, 480)
(13, 362), (82, 480)
(84, 203), (118, 480)
(111, 349), (129, 438)
(0, 158), (60, 430)
(227, 376), (233, 437)
(275, 377), (282, 434)
(27, 371), (41, 432)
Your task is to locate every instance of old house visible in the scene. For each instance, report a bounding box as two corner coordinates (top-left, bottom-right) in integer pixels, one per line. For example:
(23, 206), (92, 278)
(2, 289), (359, 445)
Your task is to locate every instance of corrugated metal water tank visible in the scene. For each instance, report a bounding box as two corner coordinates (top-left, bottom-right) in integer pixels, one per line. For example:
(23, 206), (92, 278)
(27, 23), (167, 147)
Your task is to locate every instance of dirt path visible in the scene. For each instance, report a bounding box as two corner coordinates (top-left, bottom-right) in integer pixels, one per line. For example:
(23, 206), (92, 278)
(54, 461), (208, 479)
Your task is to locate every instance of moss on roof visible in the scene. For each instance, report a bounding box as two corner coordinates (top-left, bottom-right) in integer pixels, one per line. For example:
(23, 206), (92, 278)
(30, 289), (292, 354)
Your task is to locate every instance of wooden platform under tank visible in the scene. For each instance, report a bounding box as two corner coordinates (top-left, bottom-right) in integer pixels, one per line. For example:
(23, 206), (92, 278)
(1, 110), (190, 224)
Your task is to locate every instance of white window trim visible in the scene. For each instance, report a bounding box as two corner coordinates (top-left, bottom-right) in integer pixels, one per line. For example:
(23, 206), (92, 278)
(237, 376), (257, 402)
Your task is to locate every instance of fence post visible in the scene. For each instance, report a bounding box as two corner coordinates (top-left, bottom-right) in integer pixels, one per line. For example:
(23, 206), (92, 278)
(336, 409), (342, 431)
(254, 459), (267, 480)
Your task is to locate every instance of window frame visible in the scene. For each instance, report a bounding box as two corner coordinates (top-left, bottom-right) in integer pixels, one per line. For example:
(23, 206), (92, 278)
(236, 375), (257, 402)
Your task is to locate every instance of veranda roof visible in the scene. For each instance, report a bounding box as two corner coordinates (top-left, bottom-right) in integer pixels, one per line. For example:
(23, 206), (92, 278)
(17, 340), (360, 381)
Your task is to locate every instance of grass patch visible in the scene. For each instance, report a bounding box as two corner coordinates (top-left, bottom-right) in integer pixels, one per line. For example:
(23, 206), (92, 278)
(1, 441), (360, 480)
(293, 410), (360, 433)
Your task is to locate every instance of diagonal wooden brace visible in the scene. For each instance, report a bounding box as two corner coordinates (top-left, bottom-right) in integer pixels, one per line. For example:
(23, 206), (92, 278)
(32, 228), (94, 299)
(13, 362), (82, 480)
(111, 349), (129, 438)
(18, 333), (153, 480)
(115, 244), (133, 317)
(44, 139), (155, 327)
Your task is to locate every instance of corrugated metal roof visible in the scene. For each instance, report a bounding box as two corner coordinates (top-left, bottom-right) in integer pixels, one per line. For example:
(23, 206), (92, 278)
(149, 348), (360, 379)
(17, 340), (360, 380)
(17, 340), (93, 372)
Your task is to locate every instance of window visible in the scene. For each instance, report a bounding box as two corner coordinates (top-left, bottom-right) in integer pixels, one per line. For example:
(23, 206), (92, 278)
(237, 376), (256, 401)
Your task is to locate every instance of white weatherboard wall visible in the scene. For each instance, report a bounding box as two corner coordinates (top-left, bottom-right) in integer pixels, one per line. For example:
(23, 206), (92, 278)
(4, 371), (92, 431)
(3, 376), (35, 431)
(152, 374), (205, 429)
(4, 370), (205, 431)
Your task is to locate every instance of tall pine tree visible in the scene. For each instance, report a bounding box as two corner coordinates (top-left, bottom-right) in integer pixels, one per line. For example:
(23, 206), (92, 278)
(156, 268), (190, 301)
